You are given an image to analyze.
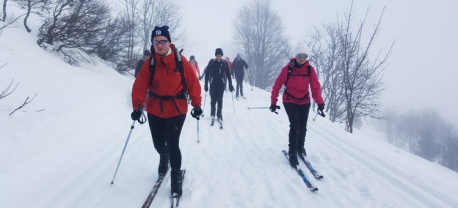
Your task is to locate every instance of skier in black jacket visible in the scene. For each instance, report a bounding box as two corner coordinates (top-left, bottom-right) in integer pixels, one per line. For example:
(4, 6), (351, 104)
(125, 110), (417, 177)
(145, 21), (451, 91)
(134, 50), (150, 78)
(232, 53), (249, 99)
(204, 48), (234, 126)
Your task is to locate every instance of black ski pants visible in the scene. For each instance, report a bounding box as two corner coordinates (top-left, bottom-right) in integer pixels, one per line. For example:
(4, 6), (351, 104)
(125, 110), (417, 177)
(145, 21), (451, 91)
(147, 113), (186, 171)
(283, 103), (311, 152)
(235, 72), (244, 97)
(209, 84), (225, 119)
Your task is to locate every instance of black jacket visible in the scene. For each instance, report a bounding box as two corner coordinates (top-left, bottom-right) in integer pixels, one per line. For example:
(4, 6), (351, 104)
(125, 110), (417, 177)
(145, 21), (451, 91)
(232, 58), (248, 75)
(205, 59), (233, 87)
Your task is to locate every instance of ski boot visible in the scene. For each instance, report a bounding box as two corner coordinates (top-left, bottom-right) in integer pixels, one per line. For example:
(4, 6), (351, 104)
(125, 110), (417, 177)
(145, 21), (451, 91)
(288, 148), (298, 168)
(171, 169), (183, 196)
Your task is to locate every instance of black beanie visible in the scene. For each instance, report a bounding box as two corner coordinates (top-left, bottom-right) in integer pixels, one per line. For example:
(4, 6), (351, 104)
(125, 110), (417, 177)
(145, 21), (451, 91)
(215, 48), (223, 56)
(151, 26), (171, 42)
(190, 55), (195, 60)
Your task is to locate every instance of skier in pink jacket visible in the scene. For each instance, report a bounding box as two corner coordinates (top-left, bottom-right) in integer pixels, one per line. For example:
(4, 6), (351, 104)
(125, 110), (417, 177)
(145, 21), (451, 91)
(270, 50), (325, 167)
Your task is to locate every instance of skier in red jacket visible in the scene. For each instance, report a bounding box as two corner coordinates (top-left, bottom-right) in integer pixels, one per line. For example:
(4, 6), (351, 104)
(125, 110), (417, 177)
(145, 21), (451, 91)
(131, 26), (202, 197)
(270, 50), (325, 167)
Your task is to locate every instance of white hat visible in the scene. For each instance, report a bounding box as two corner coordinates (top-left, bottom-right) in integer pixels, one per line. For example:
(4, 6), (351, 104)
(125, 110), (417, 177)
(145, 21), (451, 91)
(293, 41), (309, 56)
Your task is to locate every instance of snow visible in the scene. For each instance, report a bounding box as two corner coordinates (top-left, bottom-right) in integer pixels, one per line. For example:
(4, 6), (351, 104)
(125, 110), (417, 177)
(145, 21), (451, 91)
(2, 2), (458, 208)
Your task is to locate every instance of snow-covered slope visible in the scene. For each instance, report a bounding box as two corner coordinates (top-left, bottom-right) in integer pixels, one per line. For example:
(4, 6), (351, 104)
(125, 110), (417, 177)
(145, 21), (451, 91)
(1, 2), (458, 208)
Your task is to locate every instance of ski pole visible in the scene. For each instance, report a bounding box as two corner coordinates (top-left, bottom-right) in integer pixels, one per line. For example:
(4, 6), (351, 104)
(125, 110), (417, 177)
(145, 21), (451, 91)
(313, 110), (319, 121)
(196, 119), (200, 143)
(247, 107), (270, 109)
(191, 108), (201, 143)
(312, 108), (326, 121)
(248, 106), (280, 114)
(201, 91), (207, 117)
(231, 91), (235, 113)
(111, 120), (136, 185)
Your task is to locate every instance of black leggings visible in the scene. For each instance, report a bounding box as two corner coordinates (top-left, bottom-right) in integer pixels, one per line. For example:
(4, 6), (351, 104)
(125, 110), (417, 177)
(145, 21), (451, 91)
(210, 85), (225, 119)
(283, 103), (311, 151)
(235, 73), (244, 97)
(147, 113), (186, 171)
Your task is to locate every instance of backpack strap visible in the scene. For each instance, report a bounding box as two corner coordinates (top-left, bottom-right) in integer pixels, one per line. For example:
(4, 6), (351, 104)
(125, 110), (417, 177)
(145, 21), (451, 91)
(284, 65), (311, 86)
(174, 48), (188, 97)
(148, 56), (156, 87)
(283, 64), (312, 101)
(147, 48), (188, 114)
(148, 49), (187, 94)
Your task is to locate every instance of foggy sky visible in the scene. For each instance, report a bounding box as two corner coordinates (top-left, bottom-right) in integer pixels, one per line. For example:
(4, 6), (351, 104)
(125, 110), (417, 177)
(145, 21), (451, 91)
(180, 0), (458, 127)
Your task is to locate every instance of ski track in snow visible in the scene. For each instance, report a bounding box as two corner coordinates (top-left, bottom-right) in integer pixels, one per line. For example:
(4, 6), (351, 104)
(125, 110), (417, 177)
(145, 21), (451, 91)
(312, 126), (458, 208)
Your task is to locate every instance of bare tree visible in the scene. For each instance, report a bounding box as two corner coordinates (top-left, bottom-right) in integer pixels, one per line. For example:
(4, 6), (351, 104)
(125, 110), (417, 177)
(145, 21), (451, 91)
(117, 0), (137, 72)
(233, 0), (291, 89)
(440, 135), (458, 172)
(136, 0), (183, 51)
(306, 2), (393, 132)
(308, 25), (346, 122)
(92, 15), (131, 61)
(37, 0), (111, 65)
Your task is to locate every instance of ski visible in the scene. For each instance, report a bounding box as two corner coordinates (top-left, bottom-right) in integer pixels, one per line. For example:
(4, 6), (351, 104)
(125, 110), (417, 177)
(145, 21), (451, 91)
(282, 150), (318, 192)
(142, 172), (168, 208)
(171, 170), (186, 208)
(298, 154), (323, 179)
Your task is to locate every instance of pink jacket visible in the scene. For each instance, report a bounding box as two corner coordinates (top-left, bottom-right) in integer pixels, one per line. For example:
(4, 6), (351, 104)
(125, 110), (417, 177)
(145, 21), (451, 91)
(189, 60), (200, 77)
(271, 59), (324, 105)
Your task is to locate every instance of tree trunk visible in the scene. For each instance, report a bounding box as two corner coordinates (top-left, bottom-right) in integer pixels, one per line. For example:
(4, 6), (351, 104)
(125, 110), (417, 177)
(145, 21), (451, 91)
(23, 0), (31, 33)
(2, 0), (7, 22)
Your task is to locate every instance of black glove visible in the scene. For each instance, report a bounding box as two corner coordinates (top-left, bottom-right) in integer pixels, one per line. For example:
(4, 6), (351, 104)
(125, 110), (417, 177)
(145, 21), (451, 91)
(318, 104), (325, 111)
(191, 106), (203, 119)
(270, 104), (280, 114)
(204, 83), (208, 92)
(229, 84), (234, 92)
(317, 103), (325, 117)
(131, 107), (142, 121)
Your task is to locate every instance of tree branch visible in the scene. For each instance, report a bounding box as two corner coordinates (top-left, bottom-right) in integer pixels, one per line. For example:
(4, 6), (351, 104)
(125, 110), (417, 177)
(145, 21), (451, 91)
(9, 93), (37, 116)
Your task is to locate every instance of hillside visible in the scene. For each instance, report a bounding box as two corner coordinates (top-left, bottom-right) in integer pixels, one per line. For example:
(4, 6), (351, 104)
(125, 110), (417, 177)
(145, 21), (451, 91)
(1, 2), (458, 207)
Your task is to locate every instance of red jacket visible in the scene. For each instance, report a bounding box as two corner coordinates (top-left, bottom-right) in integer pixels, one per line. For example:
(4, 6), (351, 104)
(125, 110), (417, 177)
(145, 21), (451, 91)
(271, 59), (324, 105)
(132, 44), (202, 118)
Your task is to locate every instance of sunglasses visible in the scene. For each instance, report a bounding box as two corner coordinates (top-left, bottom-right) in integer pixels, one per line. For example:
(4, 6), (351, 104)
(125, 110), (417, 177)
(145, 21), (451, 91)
(152, 40), (168, 45)
(296, 54), (308, 59)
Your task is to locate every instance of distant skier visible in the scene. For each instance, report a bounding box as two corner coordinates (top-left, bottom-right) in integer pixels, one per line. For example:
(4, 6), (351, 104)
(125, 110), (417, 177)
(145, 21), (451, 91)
(189, 55), (201, 78)
(232, 53), (249, 99)
(134, 50), (150, 78)
(131, 25), (202, 197)
(270, 50), (325, 167)
(204, 48), (234, 127)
